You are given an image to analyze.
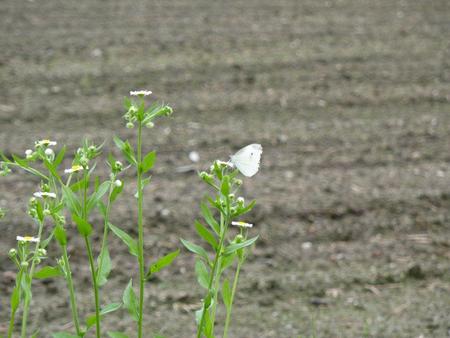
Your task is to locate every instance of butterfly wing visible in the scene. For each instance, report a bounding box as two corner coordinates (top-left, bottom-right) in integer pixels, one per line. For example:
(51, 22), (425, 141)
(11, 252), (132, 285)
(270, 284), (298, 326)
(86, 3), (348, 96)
(230, 144), (262, 177)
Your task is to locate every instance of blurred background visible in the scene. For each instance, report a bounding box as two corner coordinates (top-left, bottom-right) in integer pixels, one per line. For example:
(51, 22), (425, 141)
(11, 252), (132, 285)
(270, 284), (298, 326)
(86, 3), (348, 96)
(1, 0), (450, 337)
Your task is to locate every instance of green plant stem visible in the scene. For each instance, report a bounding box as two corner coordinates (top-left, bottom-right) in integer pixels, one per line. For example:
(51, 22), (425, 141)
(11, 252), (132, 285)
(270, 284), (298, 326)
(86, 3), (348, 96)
(20, 220), (44, 338)
(223, 258), (243, 338)
(137, 122), (145, 338)
(82, 171), (101, 338)
(196, 214), (227, 338)
(62, 245), (82, 336)
(7, 268), (24, 338)
(84, 236), (100, 338)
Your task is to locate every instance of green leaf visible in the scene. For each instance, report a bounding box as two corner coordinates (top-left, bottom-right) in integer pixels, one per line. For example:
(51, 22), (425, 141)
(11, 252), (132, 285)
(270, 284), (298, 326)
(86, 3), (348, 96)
(146, 249), (179, 279)
(108, 332), (129, 338)
(10, 285), (20, 312)
(223, 236), (259, 255)
(220, 175), (230, 196)
(180, 238), (209, 262)
(123, 279), (139, 322)
(52, 333), (79, 338)
(72, 213), (93, 237)
(96, 245), (112, 287)
(109, 223), (138, 257)
(86, 303), (121, 330)
(54, 145), (66, 168)
(195, 259), (209, 289)
(220, 252), (236, 273)
(141, 151), (156, 173)
(54, 224), (67, 246)
(222, 279), (232, 309)
(87, 181), (110, 212)
(234, 200), (256, 217)
(200, 202), (220, 235)
(61, 185), (81, 216)
(113, 136), (137, 166)
(34, 266), (63, 279)
(194, 220), (217, 250)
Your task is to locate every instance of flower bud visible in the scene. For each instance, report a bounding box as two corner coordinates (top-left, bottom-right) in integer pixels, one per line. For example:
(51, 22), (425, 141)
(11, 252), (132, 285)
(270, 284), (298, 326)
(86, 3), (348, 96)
(43, 209), (51, 216)
(45, 148), (54, 156)
(228, 193), (235, 200)
(234, 178), (243, 186)
(21, 261), (29, 268)
(37, 248), (47, 256)
(126, 122), (134, 129)
(114, 161), (123, 171)
(145, 121), (155, 129)
(8, 248), (17, 258)
(25, 149), (33, 158)
(79, 156), (89, 167)
(114, 179), (123, 187)
(33, 257), (41, 264)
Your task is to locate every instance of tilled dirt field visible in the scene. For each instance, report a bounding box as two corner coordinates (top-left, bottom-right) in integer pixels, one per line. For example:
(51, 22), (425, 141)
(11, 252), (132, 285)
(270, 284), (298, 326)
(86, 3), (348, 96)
(1, 0), (450, 337)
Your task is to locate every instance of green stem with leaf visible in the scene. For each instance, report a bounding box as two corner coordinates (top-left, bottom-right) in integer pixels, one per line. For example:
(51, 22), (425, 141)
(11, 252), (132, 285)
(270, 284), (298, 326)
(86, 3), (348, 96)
(137, 121), (145, 338)
(61, 245), (82, 336)
(82, 171), (101, 338)
(20, 220), (44, 338)
(223, 256), (243, 338)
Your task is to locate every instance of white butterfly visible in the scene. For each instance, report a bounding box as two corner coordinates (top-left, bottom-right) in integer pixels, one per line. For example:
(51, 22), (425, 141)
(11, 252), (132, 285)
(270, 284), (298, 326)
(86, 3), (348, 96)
(230, 144), (263, 177)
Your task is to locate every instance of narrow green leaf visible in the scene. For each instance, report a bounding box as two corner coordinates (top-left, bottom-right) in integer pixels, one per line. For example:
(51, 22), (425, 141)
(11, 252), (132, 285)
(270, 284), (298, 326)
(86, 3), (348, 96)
(195, 259), (209, 289)
(123, 279), (139, 322)
(220, 175), (230, 196)
(146, 249), (179, 279)
(180, 238), (209, 262)
(72, 213), (93, 237)
(11, 285), (20, 312)
(223, 236), (258, 255)
(86, 303), (121, 330)
(234, 200), (256, 217)
(220, 252), (236, 273)
(96, 245), (112, 287)
(108, 332), (129, 338)
(109, 223), (138, 257)
(54, 145), (66, 168)
(61, 185), (81, 216)
(34, 266), (63, 279)
(222, 279), (232, 309)
(87, 181), (110, 212)
(194, 220), (217, 250)
(113, 136), (137, 165)
(200, 202), (220, 235)
(54, 224), (67, 246)
(141, 151), (156, 173)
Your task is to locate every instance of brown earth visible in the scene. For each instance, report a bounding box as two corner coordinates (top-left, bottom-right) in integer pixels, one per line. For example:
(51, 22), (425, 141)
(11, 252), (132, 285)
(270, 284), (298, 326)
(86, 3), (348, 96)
(1, 0), (450, 337)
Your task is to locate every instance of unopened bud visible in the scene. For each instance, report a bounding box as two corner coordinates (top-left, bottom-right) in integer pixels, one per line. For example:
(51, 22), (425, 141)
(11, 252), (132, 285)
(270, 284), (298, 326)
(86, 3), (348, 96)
(8, 248), (17, 258)
(38, 248), (47, 256)
(126, 122), (134, 129)
(21, 261), (29, 268)
(114, 179), (122, 187)
(145, 122), (154, 129)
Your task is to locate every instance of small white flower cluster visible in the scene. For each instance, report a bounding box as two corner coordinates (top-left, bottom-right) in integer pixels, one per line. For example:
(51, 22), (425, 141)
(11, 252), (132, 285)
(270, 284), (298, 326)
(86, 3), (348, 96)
(231, 221), (253, 228)
(33, 192), (57, 199)
(130, 90), (152, 97)
(26, 139), (57, 160)
(64, 164), (85, 174)
(16, 235), (40, 243)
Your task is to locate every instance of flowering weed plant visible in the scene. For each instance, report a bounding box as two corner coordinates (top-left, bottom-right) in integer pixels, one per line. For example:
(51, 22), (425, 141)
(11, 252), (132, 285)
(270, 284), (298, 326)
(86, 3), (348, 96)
(0, 92), (262, 338)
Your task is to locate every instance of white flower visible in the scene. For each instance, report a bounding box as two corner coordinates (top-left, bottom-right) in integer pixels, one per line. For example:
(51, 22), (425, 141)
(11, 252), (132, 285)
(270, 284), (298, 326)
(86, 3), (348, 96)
(16, 236), (40, 243)
(237, 197), (245, 204)
(231, 221), (253, 228)
(33, 192), (57, 199)
(64, 164), (85, 174)
(130, 90), (152, 96)
(114, 179), (122, 187)
(35, 139), (57, 148)
(25, 149), (33, 157)
(45, 148), (54, 156)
